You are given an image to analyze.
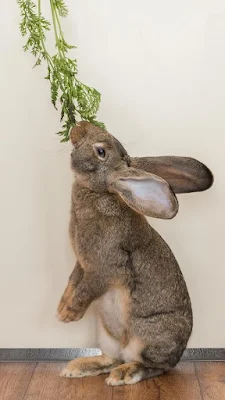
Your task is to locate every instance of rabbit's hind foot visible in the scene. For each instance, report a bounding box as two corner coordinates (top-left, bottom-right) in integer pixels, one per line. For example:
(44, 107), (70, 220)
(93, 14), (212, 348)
(106, 362), (163, 386)
(60, 355), (122, 378)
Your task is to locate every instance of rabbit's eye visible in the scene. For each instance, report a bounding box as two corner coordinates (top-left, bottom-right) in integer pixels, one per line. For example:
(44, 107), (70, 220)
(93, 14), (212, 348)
(97, 147), (105, 158)
(93, 143), (107, 160)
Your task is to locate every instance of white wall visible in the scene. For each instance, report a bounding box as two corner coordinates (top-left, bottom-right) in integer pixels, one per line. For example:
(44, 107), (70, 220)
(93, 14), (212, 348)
(0, 0), (224, 348)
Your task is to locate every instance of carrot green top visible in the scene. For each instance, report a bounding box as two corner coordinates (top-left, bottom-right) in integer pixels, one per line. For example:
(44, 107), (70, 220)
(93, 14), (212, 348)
(18, 0), (105, 142)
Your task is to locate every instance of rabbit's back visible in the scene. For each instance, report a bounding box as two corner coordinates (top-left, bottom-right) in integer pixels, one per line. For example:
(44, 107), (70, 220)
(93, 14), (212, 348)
(131, 227), (192, 317)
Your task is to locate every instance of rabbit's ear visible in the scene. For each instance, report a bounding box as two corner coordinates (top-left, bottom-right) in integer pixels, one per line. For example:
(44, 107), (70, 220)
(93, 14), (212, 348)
(108, 168), (178, 219)
(130, 156), (213, 194)
(70, 121), (91, 145)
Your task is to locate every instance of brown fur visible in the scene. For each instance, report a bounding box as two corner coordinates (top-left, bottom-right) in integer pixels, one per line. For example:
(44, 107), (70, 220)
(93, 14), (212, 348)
(57, 122), (213, 385)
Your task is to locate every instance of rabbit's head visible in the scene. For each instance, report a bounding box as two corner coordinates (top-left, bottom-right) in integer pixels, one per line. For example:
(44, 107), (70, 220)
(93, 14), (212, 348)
(70, 122), (213, 219)
(70, 121), (129, 184)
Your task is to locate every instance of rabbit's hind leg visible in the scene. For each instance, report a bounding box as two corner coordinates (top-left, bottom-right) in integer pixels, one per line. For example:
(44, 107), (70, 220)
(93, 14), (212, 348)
(105, 336), (164, 385)
(60, 355), (122, 378)
(106, 362), (163, 386)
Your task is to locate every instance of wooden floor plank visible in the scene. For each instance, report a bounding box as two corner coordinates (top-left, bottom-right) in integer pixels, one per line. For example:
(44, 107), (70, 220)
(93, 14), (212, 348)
(151, 363), (203, 400)
(1, 361), (225, 400)
(23, 363), (113, 400)
(113, 379), (159, 400)
(71, 374), (113, 400)
(23, 363), (74, 400)
(195, 362), (225, 400)
(0, 362), (37, 400)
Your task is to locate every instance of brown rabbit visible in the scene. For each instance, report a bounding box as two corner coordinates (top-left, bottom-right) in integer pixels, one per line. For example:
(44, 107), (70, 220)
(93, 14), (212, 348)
(57, 122), (213, 385)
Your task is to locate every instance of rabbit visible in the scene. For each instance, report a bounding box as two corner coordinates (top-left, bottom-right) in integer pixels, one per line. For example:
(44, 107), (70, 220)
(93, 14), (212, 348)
(57, 121), (213, 385)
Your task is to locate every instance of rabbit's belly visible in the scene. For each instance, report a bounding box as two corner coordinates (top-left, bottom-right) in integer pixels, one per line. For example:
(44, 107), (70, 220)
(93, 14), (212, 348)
(96, 287), (128, 359)
(97, 287), (129, 339)
(96, 287), (145, 361)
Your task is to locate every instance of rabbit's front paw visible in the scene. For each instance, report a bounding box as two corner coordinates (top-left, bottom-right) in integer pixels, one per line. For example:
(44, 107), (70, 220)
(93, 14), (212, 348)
(57, 305), (84, 323)
(57, 290), (78, 322)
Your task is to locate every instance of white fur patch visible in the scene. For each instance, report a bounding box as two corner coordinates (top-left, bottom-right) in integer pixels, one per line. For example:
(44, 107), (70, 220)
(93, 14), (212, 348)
(97, 315), (121, 359)
(97, 287), (127, 338)
(96, 288), (145, 363)
(121, 337), (144, 363)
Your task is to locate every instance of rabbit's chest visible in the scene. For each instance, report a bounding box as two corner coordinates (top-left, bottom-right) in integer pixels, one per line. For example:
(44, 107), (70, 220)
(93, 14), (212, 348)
(73, 212), (127, 270)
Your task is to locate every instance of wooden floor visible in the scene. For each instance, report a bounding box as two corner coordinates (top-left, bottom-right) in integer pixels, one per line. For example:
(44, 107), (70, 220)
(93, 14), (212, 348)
(0, 362), (224, 399)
